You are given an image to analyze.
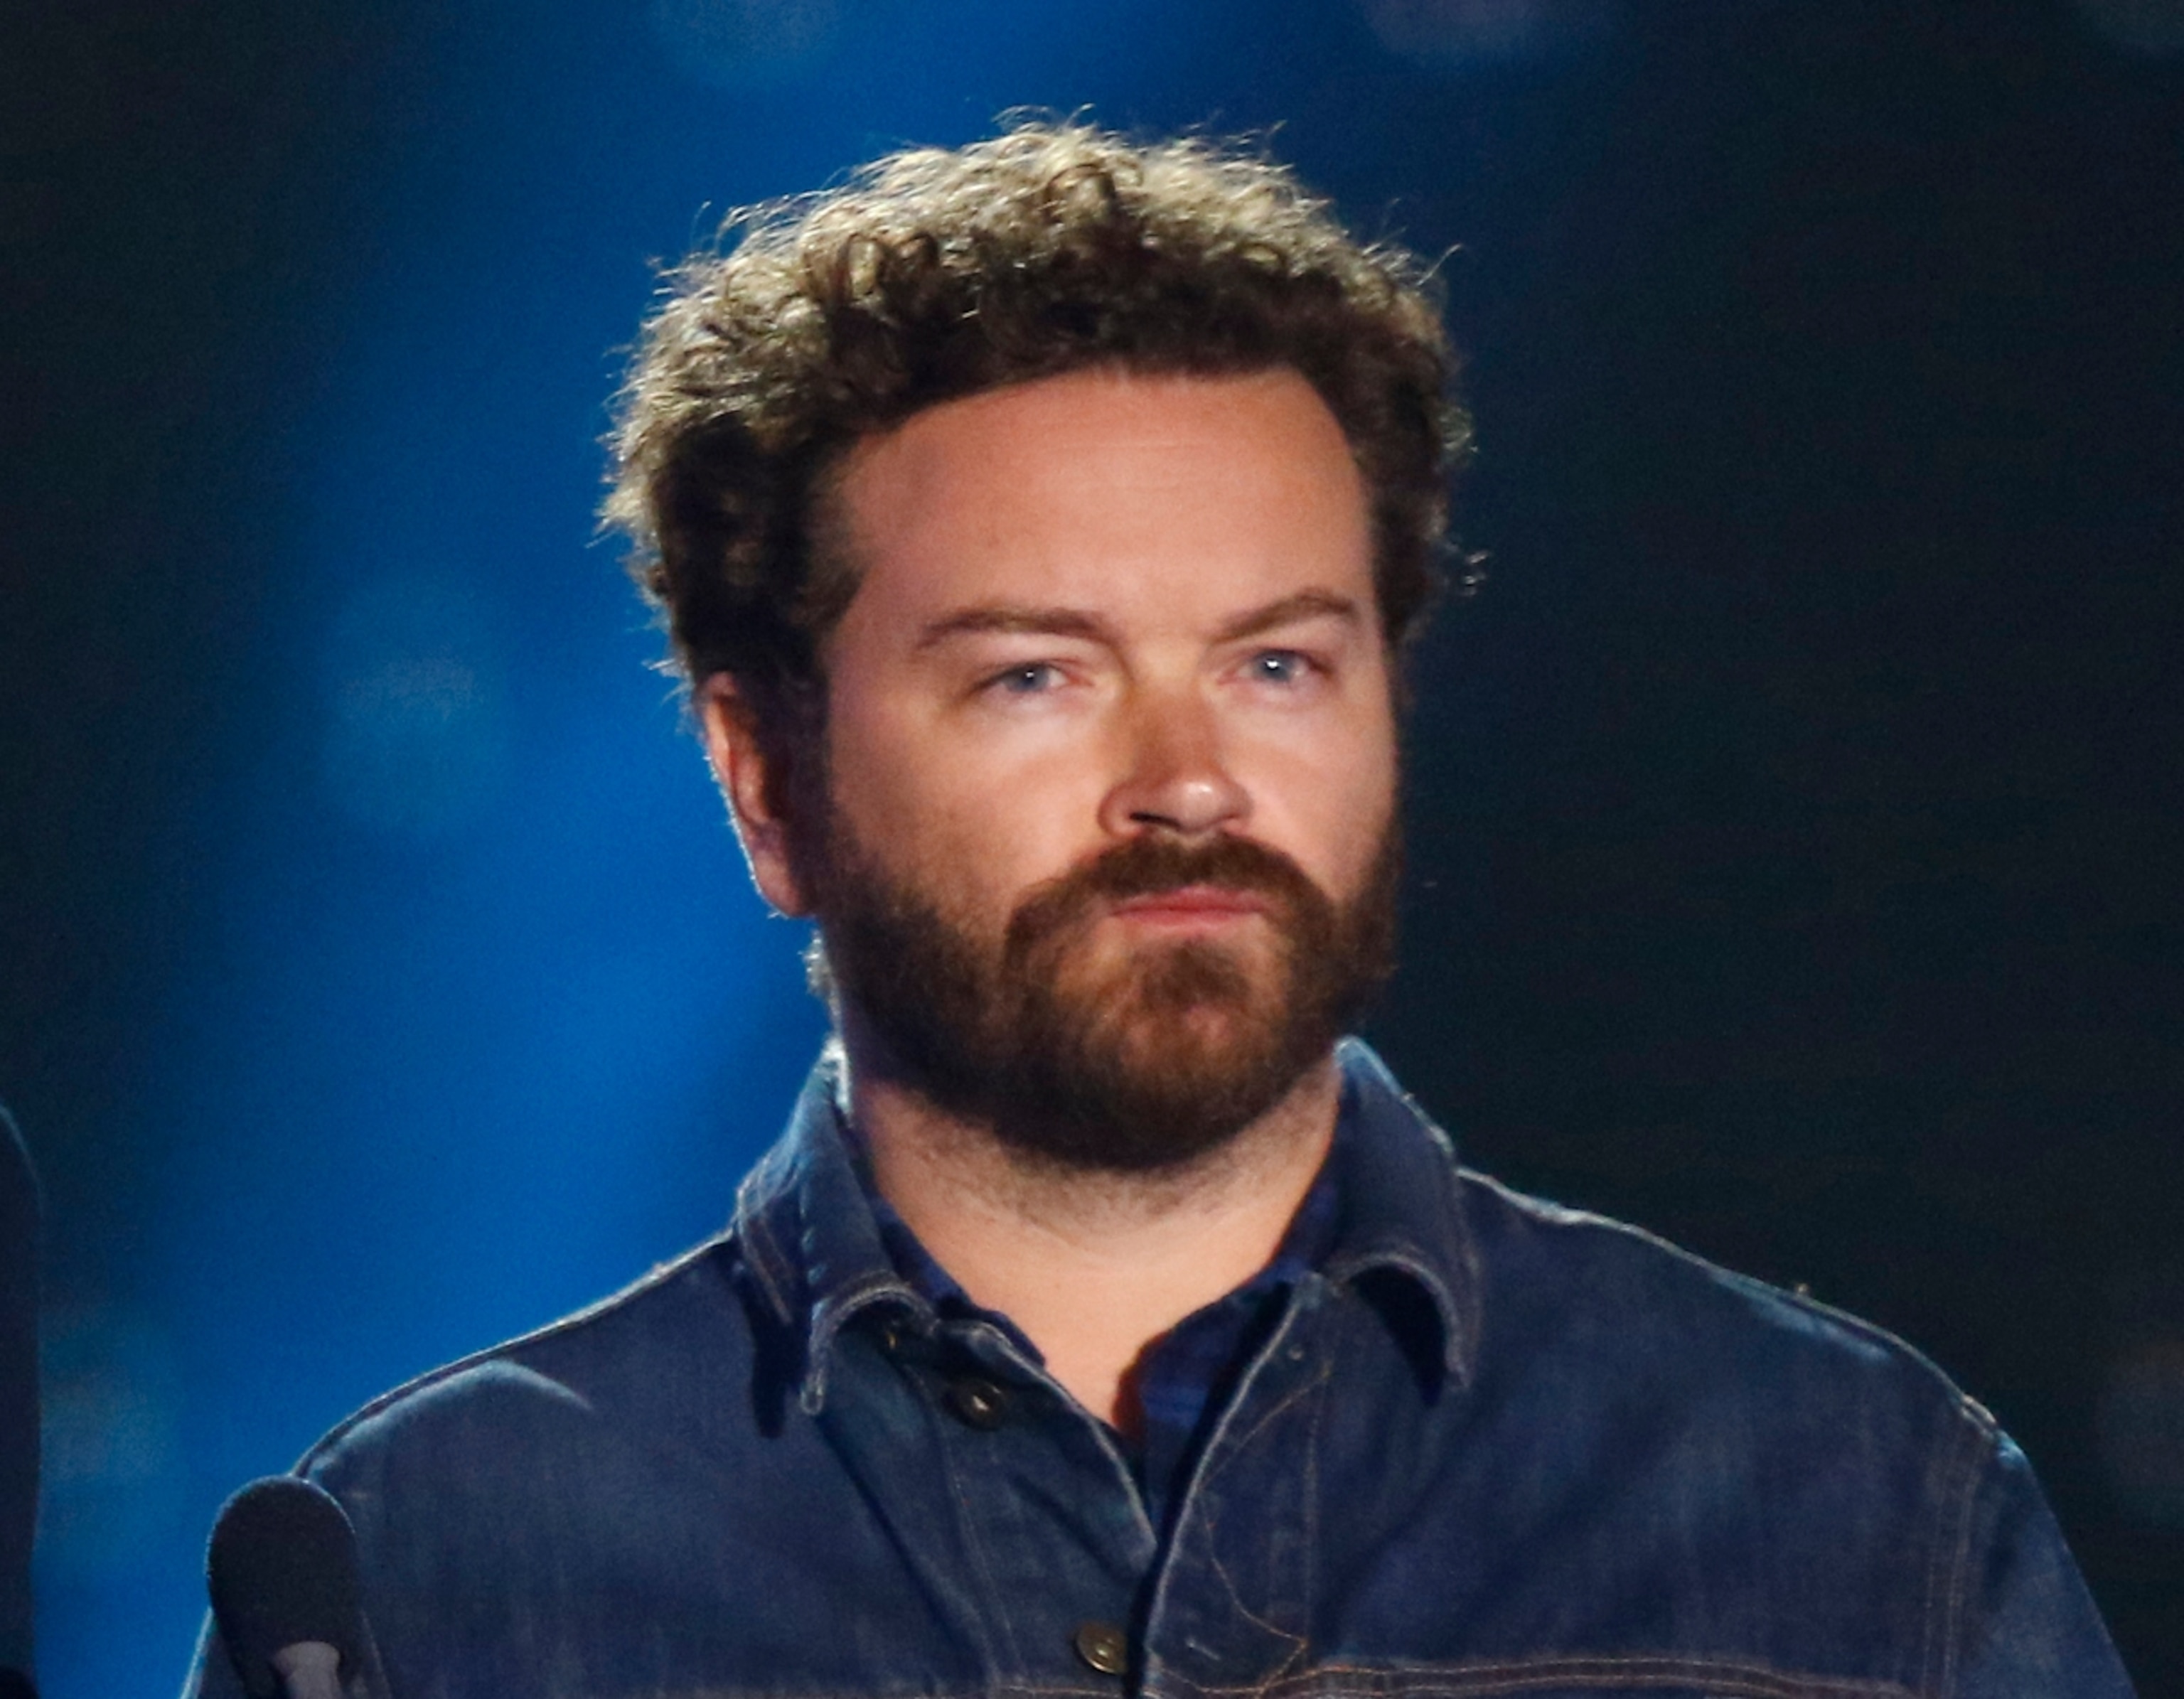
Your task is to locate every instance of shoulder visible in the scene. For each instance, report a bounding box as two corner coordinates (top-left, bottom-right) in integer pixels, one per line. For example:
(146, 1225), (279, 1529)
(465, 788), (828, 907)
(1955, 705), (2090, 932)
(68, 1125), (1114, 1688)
(1334, 1043), (1993, 1460)
(1452, 1164), (2002, 1494)
(1440, 1171), (2131, 1690)
(1460, 1169), (1961, 1368)
(297, 1233), (776, 1499)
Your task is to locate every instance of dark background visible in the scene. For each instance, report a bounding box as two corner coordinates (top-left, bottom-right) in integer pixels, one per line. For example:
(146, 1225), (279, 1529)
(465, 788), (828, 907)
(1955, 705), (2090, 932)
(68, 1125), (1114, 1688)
(4, 0), (2180, 1690)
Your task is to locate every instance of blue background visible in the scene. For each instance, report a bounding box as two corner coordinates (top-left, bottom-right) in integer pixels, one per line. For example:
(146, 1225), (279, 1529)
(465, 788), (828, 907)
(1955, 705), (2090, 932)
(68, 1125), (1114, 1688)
(4, 0), (2181, 1690)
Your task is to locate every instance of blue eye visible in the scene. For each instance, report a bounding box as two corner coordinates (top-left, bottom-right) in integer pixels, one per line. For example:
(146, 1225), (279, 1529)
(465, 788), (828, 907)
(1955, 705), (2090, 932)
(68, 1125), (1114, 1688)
(992, 663), (1062, 695)
(1251, 650), (1313, 685)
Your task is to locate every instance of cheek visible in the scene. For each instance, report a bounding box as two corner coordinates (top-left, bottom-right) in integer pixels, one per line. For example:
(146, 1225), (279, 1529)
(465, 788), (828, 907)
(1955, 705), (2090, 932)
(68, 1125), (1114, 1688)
(823, 700), (1098, 909)
(1317, 758), (1400, 894)
(1238, 709), (1398, 890)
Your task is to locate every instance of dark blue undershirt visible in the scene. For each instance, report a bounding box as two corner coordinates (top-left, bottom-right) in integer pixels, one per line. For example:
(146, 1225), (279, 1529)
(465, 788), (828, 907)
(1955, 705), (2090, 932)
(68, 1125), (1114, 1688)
(860, 1137), (1341, 1534)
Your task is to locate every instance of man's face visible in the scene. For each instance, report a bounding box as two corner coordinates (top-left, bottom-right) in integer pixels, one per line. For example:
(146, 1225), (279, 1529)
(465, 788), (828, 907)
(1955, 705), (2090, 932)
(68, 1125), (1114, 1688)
(774, 368), (1401, 1169)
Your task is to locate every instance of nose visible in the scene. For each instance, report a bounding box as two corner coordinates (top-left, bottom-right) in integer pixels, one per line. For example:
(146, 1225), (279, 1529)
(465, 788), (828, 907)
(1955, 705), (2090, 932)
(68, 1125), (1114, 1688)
(1098, 687), (1251, 840)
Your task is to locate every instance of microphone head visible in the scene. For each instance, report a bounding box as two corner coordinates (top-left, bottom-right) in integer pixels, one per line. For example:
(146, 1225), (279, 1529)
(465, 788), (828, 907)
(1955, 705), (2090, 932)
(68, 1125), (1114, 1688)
(206, 1476), (367, 1698)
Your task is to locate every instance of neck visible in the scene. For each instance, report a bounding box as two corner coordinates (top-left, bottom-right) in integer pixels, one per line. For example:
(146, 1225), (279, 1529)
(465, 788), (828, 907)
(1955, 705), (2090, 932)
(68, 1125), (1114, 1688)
(843, 1039), (1342, 1432)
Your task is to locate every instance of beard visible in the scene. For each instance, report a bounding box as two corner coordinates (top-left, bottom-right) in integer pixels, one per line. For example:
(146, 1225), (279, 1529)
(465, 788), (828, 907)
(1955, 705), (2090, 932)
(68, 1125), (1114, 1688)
(805, 808), (1399, 1175)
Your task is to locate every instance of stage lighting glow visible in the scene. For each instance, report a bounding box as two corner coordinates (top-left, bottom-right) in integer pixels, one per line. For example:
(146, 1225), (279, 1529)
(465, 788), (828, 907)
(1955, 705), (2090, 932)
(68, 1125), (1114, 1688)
(35, 1304), (184, 1583)
(2099, 1341), (2184, 1527)
(2070, 0), (2184, 55)
(649, 0), (846, 85)
(319, 575), (511, 839)
(1358, 0), (1611, 64)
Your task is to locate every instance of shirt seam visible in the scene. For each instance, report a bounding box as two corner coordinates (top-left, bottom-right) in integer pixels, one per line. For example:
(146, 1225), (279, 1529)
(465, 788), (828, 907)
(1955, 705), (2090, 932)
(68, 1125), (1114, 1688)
(1215, 1654), (1925, 1698)
(1923, 1395), (1999, 1698)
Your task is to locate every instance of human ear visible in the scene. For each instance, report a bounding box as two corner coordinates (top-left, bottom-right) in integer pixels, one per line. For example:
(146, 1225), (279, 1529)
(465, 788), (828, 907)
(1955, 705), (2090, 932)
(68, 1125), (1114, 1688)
(697, 675), (811, 918)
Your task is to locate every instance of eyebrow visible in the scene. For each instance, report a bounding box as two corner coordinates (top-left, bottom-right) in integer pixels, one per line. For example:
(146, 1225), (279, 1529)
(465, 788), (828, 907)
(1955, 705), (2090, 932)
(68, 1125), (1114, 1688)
(914, 606), (1120, 651)
(1211, 589), (1364, 644)
(914, 589), (1364, 653)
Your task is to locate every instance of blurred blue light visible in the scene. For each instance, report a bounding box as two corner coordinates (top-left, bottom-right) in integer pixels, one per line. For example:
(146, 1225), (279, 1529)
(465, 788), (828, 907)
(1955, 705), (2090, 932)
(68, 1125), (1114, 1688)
(1357, 0), (1612, 65)
(37, 1307), (183, 1587)
(2070, 0), (2184, 55)
(321, 576), (511, 840)
(651, 0), (850, 86)
(2100, 1343), (2184, 1526)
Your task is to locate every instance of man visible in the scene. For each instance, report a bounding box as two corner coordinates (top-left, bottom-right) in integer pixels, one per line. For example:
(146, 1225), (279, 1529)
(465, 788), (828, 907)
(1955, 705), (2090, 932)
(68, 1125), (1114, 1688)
(186, 122), (2131, 1697)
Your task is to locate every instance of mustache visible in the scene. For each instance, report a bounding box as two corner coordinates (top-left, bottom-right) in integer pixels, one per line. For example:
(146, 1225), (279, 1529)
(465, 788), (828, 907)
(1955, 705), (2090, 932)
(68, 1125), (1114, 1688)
(1006, 832), (1324, 950)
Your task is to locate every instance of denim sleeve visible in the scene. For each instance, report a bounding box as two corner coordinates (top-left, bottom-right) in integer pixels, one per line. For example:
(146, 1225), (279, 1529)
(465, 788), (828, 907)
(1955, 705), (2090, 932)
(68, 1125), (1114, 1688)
(178, 1612), (242, 1699)
(1952, 1427), (2136, 1698)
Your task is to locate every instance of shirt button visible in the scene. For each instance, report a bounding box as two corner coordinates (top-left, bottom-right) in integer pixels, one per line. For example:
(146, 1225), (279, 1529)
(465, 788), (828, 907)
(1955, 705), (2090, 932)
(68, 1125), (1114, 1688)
(943, 1374), (1010, 1430)
(1071, 1620), (1130, 1677)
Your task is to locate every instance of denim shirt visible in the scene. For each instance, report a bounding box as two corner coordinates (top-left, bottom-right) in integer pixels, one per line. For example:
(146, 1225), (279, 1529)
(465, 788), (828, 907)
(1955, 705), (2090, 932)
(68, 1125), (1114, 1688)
(857, 1120), (1339, 1537)
(183, 1040), (2134, 1698)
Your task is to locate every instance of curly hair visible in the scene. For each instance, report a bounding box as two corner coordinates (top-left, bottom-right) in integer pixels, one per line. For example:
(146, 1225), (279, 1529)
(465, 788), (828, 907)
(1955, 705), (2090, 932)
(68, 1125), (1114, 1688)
(604, 119), (1469, 739)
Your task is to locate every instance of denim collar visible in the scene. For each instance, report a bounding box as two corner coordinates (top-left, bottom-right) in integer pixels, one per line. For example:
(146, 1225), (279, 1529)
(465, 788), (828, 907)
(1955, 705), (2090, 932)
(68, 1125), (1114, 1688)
(731, 1037), (1480, 1414)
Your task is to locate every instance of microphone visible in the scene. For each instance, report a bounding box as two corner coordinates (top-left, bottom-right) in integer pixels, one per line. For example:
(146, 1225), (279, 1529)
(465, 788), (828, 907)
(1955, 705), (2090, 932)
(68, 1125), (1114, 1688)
(207, 1476), (373, 1699)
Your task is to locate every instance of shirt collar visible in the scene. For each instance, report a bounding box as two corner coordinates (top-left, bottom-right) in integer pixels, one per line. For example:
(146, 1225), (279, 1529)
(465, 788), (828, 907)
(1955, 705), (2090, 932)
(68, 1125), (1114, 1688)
(1317, 1037), (1482, 1385)
(729, 1042), (925, 1415)
(730, 1036), (1480, 1413)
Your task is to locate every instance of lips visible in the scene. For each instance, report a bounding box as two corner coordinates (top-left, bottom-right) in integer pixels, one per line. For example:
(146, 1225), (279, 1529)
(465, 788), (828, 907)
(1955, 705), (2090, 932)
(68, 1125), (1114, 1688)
(1107, 884), (1274, 924)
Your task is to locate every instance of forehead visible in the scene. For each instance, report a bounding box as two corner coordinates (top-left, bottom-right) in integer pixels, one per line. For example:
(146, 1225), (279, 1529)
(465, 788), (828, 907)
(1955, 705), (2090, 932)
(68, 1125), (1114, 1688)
(825, 367), (1376, 643)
